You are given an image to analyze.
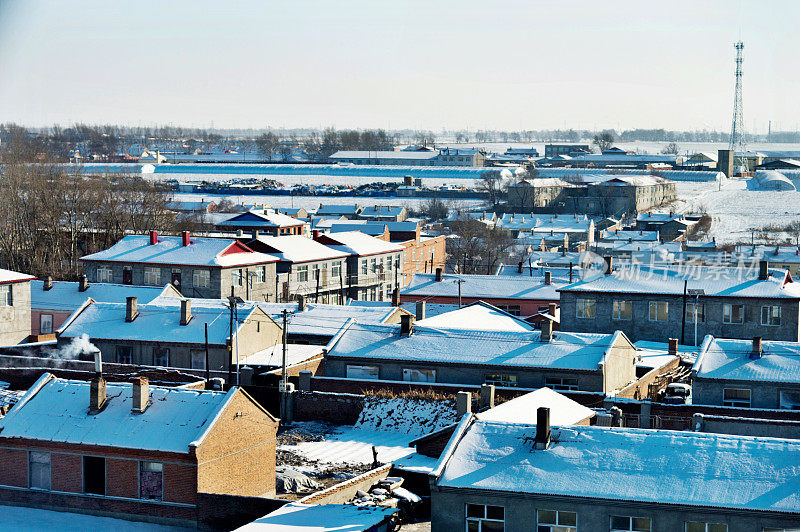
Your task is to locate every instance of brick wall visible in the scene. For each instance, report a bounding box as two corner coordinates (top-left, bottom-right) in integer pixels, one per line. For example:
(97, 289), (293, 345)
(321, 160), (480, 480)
(196, 493), (286, 531)
(0, 449), (27, 487)
(298, 464), (391, 505)
(106, 458), (138, 498)
(51, 453), (82, 493)
(163, 463), (198, 505)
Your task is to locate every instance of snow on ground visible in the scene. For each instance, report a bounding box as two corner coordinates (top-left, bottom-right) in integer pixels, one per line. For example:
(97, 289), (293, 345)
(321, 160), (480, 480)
(669, 179), (800, 244)
(281, 424), (418, 465)
(0, 505), (192, 531)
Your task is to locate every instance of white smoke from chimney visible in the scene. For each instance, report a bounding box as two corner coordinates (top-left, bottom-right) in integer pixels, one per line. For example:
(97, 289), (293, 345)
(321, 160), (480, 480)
(45, 334), (100, 361)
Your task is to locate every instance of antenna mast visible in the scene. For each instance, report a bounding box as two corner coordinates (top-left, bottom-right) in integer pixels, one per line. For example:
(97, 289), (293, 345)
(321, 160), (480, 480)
(729, 42), (746, 155)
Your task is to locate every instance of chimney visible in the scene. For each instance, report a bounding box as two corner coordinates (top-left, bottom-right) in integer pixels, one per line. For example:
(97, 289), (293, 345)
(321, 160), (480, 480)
(90, 356), (106, 413)
(400, 314), (414, 335)
(415, 300), (426, 321)
(131, 376), (150, 414)
(534, 407), (551, 450)
(312, 229), (320, 240)
(180, 299), (192, 325)
(251, 229), (259, 240)
(751, 336), (763, 359)
(236, 229), (243, 238)
(79, 275), (89, 292)
(668, 338), (678, 356)
(540, 319), (553, 342)
(480, 384), (495, 410)
(759, 260), (769, 280)
(297, 294), (306, 311)
(125, 296), (138, 322)
(149, 230), (158, 245)
(604, 256), (613, 274)
(518, 261), (524, 273)
(456, 391), (472, 417)
(391, 289), (399, 307)
(181, 231), (191, 246)
(544, 271), (552, 285)
(43, 276), (53, 291)
(548, 302), (557, 316)
(435, 267), (443, 281)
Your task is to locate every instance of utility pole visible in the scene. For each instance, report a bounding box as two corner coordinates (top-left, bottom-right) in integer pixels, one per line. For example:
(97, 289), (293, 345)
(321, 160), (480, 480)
(280, 309), (289, 421)
(204, 323), (210, 382)
(681, 280), (687, 345)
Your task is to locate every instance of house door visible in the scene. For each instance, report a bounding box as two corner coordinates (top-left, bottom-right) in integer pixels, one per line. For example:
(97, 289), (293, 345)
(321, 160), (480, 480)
(122, 268), (132, 285)
(171, 271), (182, 289)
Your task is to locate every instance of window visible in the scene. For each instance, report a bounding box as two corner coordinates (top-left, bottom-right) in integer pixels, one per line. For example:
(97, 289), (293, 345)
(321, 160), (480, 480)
(402, 368), (436, 383)
(361, 260), (368, 275)
(498, 305), (522, 316)
(723, 303), (744, 324)
(39, 314), (53, 335)
(466, 504), (504, 532)
(612, 300), (632, 320)
(312, 264), (320, 282)
(29, 451), (51, 490)
(97, 265), (113, 283)
(370, 258), (377, 273)
(545, 376), (579, 391)
(346, 365), (379, 380)
(153, 347), (169, 367)
(485, 374), (518, 387)
(193, 269), (210, 288)
(257, 265), (266, 283)
(122, 266), (132, 285)
(114, 347), (132, 365)
(779, 390), (800, 410)
(537, 509), (577, 532)
(237, 268), (244, 286)
(369, 287), (377, 301)
(576, 298), (595, 318)
(297, 265), (309, 282)
(332, 261), (341, 279)
(143, 266), (160, 286)
(191, 350), (206, 370)
(611, 515), (651, 531)
(139, 461), (163, 501)
(761, 305), (781, 326)
(686, 302), (706, 323)
(83, 456), (105, 495)
(387, 256), (393, 271)
(0, 285), (12, 306)
(723, 388), (751, 408)
(648, 301), (668, 321)
(685, 523), (727, 532)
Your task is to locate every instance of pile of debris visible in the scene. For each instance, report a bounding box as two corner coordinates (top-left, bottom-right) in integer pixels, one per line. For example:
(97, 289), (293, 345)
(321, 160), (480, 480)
(348, 476), (422, 513)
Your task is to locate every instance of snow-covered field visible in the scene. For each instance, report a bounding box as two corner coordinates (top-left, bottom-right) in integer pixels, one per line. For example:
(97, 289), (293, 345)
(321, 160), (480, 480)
(670, 179), (800, 243)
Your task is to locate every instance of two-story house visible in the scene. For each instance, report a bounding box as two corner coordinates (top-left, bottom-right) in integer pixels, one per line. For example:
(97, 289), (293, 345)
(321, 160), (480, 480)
(80, 231), (279, 300)
(216, 209), (309, 236)
(0, 269), (35, 346)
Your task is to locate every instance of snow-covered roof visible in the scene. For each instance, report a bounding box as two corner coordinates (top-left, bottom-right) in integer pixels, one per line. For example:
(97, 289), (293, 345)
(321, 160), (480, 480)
(416, 302), (535, 332)
(494, 263), (573, 281)
(402, 273), (562, 302)
(59, 299), (258, 344)
(249, 235), (348, 263)
(315, 204), (361, 216)
(330, 150), (439, 160)
(753, 170), (796, 191)
(326, 322), (623, 371)
(240, 343), (323, 368)
(31, 281), (178, 312)
(0, 269), (35, 285)
(497, 214), (593, 233)
(80, 234), (278, 267)
(329, 222), (388, 236)
(0, 374), (234, 453)
(635, 212), (685, 223)
(359, 205), (405, 217)
(559, 265), (800, 299)
(436, 421), (800, 515)
(258, 301), (401, 338)
(217, 210), (306, 229)
(600, 229), (660, 242)
(234, 502), (397, 532)
(693, 335), (800, 384)
(320, 231), (404, 256)
(477, 388), (594, 425)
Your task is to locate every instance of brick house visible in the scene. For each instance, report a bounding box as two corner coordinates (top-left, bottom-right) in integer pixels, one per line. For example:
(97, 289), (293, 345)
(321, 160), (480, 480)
(0, 269), (35, 346)
(80, 231), (279, 300)
(58, 297), (282, 376)
(0, 373), (278, 527)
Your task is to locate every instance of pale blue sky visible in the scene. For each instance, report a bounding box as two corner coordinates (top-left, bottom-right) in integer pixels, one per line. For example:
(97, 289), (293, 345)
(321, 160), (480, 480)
(0, 0), (797, 132)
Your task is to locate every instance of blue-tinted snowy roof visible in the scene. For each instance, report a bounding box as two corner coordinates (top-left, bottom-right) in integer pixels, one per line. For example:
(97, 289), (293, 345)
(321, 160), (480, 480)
(694, 335), (800, 384)
(402, 273), (562, 302)
(31, 281), (179, 312)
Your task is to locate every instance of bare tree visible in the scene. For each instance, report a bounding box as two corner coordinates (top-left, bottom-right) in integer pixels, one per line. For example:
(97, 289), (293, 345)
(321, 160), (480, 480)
(661, 142), (680, 155)
(477, 170), (506, 209)
(592, 131), (615, 152)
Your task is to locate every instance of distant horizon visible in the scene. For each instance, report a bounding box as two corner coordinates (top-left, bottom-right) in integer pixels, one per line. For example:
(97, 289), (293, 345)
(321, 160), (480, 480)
(2, 1), (798, 132)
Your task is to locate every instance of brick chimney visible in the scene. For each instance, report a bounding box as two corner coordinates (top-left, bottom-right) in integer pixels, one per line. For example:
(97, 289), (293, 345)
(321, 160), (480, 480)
(435, 267), (443, 281)
(517, 261), (524, 273)
(312, 229), (320, 240)
(456, 391), (472, 417)
(400, 314), (414, 335)
(131, 376), (150, 414)
(125, 296), (138, 322)
(180, 299), (192, 326)
(79, 275), (89, 292)
(391, 289), (399, 307)
(149, 230), (158, 245)
(43, 276), (53, 291)
(759, 260), (769, 280)
(534, 407), (551, 450)
(251, 229), (259, 240)
(668, 338), (678, 356)
(751, 336), (763, 359)
(540, 319), (553, 342)
(181, 231), (191, 246)
(90, 354), (106, 413)
(548, 302), (557, 316)
(297, 294), (306, 311)
(415, 301), (426, 321)
(604, 256), (613, 274)
(544, 271), (552, 285)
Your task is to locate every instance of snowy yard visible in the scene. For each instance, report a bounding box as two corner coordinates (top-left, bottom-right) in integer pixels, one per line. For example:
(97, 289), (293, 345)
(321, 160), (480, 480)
(0, 505), (192, 531)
